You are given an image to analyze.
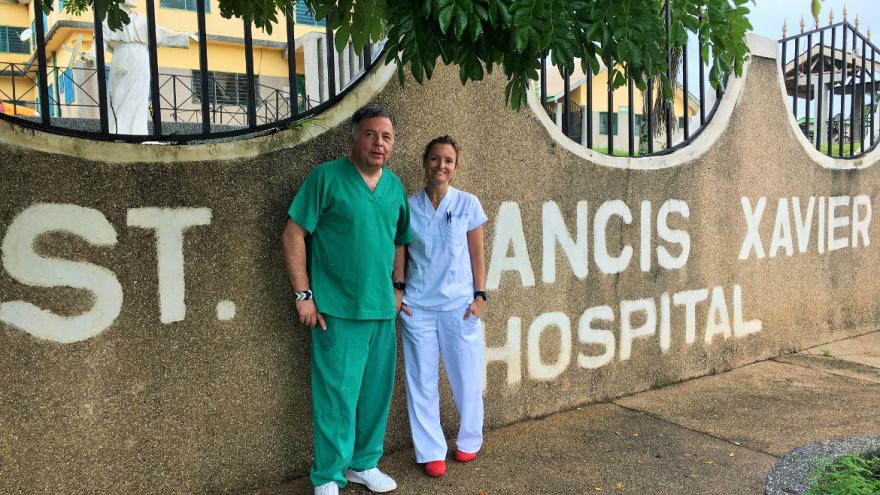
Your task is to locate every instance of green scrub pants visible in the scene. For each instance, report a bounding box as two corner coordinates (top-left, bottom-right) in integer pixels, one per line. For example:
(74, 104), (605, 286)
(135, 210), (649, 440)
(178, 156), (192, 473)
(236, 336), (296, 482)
(309, 315), (396, 488)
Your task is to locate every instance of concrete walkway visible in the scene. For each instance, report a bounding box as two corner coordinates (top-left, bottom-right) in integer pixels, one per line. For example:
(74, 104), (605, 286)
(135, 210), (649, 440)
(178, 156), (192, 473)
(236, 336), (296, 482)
(252, 331), (880, 495)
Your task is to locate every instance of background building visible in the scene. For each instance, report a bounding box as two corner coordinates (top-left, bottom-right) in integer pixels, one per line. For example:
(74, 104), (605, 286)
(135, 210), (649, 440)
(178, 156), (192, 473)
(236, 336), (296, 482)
(542, 63), (701, 155)
(0, 0), (368, 128)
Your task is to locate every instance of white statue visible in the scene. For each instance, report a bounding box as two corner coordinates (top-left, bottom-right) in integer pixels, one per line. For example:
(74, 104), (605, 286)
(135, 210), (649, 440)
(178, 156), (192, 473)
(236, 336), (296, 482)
(87, 0), (192, 135)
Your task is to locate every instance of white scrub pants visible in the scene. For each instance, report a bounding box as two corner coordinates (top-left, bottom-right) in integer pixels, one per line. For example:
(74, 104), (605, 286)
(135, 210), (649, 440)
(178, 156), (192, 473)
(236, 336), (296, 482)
(399, 305), (484, 463)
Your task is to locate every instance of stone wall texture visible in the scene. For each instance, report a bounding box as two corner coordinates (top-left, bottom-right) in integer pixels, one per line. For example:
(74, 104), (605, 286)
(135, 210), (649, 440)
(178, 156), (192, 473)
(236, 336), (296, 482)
(1, 49), (879, 494)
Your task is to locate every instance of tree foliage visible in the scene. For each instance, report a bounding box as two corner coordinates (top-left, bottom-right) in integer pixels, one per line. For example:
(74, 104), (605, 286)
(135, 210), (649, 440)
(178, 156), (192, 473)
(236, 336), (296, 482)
(44, 0), (753, 110)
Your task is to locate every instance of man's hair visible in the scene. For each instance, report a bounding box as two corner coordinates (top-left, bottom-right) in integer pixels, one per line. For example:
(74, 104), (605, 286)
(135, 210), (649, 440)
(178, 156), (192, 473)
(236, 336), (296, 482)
(422, 135), (461, 166)
(350, 105), (395, 135)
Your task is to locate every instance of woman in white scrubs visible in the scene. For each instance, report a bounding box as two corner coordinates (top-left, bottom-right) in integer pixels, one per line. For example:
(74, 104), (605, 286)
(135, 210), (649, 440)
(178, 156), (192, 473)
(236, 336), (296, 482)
(398, 135), (488, 478)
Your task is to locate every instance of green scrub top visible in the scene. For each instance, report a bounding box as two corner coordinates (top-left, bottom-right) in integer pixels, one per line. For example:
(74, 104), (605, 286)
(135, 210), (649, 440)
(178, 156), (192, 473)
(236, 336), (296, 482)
(288, 157), (412, 320)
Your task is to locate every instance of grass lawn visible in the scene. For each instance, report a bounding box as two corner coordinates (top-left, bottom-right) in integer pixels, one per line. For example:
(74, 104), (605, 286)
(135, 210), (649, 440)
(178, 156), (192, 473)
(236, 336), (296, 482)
(588, 146), (638, 157)
(817, 142), (862, 156)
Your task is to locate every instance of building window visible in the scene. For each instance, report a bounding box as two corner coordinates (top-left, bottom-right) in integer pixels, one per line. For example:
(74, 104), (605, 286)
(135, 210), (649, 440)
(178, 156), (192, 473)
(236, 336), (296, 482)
(192, 71), (258, 106)
(599, 112), (618, 135)
(633, 114), (646, 136)
(0, 26), (29, 54)
(160, 0), (210, 13)
(296, 2), (325, 26)
(29, 16), (48, 52)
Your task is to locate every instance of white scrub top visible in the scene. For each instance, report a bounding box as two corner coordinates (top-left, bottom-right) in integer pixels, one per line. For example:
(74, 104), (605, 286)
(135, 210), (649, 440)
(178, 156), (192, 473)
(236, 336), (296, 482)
(403, 187), (488, 311)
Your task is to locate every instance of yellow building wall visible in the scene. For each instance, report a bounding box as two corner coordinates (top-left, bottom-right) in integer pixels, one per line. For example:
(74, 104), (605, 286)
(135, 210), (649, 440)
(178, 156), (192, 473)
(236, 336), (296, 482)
(0, 76), (35, 103)
(570, 69), (697, 118)
(5, 0), (317, 109)
(0, 3), (29, 27)
(154, 42), (294, 75)
(39, 0), (324, 46)
(1, 3), (32, 65)
(22, 0), (321, 78)
(47, 37), (307, 76)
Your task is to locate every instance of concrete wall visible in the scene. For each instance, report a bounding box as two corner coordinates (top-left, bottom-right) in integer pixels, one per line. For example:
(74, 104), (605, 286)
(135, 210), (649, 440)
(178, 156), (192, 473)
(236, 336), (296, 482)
(1, 36), (879, 494)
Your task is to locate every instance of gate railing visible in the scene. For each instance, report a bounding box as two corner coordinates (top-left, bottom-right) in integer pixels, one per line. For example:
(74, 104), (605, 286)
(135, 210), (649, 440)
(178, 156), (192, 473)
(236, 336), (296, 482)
(779, 19), (879, 158)
(0, 1), (380, 143)
(535, 0), (728, 158)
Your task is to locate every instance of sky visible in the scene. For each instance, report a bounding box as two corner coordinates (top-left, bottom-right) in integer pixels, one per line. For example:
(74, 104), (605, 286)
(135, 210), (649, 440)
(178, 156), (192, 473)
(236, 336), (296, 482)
(748, 0), (880, 40)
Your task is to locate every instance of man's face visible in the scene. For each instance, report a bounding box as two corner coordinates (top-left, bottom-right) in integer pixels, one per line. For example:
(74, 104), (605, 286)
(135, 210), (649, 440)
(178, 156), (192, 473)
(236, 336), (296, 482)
(349, 116), (395, 169)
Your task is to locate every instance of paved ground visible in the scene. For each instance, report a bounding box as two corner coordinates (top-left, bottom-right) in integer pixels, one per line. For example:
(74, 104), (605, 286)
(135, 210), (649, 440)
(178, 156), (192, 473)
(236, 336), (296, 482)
(251, 331), (880, 495)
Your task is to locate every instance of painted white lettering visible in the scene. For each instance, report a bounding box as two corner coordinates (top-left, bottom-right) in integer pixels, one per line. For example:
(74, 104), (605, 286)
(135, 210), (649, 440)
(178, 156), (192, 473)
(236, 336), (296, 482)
(640, 201), (651, 272)
(127, 207), (211, 324)
(732, 285), (762, 337)
(541, 201), (588, 283)
(818, 196), (826, 253)
(768, 198), (794, 257)
(656, 199), (690, 270)
(851, 195), (871, 248)
(738, 196), (766, 260)
(1, 204), (123, 343)
(527, 312), (572, 380)
(619, 298), (657, 361)
(792, 196), (815, 253)
(593, 200), (633, 274)
(484, 316), (523, 386)
(704, 286), (732, 343)
(487, 202), (535, 290)
(827, 196), (850, 251)
(659, 292), (671, 353)
(672, 288), (708, 344)
(577, 305), (615, 369)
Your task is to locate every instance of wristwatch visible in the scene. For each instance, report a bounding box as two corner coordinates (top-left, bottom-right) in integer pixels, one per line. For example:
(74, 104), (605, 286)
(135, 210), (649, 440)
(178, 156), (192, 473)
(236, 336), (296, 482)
(393, 281), (406, 291)
(474, 290), (488, 301)
(294, 289), (313, 301)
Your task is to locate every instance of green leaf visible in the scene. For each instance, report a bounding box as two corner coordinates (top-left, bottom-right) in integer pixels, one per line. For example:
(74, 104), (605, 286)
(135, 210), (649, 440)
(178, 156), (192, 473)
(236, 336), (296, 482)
(453, 7), (469, 38)
(57, 0), (752, 114)
(335, 23), (351, 52)
(438, 5), (455, 34)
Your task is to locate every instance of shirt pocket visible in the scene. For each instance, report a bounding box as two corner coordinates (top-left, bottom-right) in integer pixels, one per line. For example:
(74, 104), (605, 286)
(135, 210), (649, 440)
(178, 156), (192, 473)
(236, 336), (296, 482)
(446, 213), (469, 255)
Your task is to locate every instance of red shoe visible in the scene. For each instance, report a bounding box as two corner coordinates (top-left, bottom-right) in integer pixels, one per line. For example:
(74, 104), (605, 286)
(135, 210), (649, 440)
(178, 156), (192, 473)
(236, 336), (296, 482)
(424, 460), (446, 477)
(454, 449), (477, 463)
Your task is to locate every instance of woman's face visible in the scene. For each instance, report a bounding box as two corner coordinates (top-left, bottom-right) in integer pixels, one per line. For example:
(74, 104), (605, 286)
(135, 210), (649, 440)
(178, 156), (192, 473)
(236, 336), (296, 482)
(423, 143), (458, 187)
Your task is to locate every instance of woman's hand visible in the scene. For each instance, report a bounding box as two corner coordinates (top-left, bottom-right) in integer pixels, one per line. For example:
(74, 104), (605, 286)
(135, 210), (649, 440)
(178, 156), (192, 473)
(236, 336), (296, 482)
(396, 289), (413, 316)
(464, 298), (485, 320)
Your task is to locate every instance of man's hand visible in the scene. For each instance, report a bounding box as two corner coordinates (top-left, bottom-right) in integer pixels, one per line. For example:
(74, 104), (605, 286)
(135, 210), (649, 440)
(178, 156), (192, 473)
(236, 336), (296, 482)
(395, 289), (412, 316)
(464, 298), (485, 320)
(296, 299), (327, 330)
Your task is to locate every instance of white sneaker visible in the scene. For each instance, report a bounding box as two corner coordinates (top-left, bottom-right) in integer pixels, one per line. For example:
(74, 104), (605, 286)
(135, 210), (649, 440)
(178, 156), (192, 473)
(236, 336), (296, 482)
(344, 467), (397, 492)
(314, 482), (339, 495)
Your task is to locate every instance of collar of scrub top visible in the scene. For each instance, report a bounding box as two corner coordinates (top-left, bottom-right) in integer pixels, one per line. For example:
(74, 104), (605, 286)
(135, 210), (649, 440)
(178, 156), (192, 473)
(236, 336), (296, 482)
(422, 186), (459, 221)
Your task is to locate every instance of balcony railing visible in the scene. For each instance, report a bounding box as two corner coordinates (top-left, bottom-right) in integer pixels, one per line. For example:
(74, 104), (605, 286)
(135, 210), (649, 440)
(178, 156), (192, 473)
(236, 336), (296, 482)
(0, 1), (381, 143)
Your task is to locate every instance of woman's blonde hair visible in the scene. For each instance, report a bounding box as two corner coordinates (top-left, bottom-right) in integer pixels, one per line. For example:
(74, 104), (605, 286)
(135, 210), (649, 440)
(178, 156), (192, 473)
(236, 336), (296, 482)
(422, 135), (461, 167)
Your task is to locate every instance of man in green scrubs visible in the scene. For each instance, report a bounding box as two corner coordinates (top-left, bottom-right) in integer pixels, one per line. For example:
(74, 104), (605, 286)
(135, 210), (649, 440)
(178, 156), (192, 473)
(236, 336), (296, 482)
(281, 106), (411, 495)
